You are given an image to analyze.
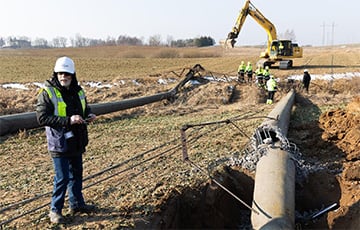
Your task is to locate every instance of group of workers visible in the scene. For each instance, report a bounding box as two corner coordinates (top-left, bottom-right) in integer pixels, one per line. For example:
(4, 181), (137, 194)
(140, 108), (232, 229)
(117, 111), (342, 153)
(237, 61), (312, 104)
(237, 61), (277, 104)
(237, 61), (271, 86)
(237, 61), (252, 83)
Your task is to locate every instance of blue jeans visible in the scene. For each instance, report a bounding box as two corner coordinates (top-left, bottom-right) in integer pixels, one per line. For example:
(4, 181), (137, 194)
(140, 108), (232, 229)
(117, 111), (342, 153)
(50, 155), (85, 213)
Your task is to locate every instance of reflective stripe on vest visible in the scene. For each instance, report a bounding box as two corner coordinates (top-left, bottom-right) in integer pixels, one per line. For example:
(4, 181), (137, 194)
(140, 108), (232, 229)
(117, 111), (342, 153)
(78, 90), (86, 113)
(266, 79), (277, 91)
(44, 87), (86, 117)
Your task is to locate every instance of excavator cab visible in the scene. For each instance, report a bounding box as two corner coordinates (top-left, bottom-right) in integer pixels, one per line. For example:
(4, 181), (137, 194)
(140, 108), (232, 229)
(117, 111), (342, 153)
(270, 40), (293, 57)
(269, 40), (303, 59)
(261, 40), (303, 69)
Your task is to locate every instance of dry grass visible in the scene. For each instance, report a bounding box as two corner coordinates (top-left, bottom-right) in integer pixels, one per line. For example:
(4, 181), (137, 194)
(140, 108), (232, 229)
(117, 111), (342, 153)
(1, 45), (360, 229)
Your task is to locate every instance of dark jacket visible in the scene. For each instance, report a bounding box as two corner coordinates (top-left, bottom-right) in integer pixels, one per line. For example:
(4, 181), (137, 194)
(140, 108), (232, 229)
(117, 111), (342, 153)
(36, 74), (92, 157)
(303, 72), (311, 86)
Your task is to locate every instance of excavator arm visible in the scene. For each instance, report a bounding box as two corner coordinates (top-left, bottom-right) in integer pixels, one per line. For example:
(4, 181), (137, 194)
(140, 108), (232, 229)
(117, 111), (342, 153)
(226, 0), (252, 47)
(225, 0), (303, 69)
(226, 0), (277, 57)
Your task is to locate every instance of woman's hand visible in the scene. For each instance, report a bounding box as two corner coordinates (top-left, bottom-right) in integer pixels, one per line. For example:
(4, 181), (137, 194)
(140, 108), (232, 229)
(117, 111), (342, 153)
(70, 115), (85, 125)
(85, 113), (97, 123)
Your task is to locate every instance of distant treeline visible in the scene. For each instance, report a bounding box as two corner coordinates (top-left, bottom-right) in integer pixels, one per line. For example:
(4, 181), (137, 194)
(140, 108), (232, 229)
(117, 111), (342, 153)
(0, 34), (215, 49)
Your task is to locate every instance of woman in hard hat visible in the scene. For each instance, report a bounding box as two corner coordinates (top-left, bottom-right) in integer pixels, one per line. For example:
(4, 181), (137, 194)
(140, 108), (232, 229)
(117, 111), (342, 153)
(36, 57), (96, 224)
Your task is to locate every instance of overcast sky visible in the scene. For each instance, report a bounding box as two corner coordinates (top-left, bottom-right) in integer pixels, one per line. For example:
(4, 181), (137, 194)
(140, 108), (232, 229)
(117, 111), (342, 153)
(1, 0), (359, 46)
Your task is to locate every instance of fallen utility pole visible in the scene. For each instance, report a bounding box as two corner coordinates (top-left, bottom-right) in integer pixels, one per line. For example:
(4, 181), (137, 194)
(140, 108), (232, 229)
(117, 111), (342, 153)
(250, 89), (296, 229)
(0, 64), (204, 136)
(0, 91), (175, 136)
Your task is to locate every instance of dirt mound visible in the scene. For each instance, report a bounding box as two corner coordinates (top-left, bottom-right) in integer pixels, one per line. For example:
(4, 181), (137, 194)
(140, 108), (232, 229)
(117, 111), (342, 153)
(180, 82), (236, 106)
(317, 96), (360, 229)
(319, 96), (360, 161)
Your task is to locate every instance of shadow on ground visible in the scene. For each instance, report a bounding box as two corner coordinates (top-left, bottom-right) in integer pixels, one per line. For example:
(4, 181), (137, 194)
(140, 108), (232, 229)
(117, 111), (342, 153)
(137, 166), (254, 229)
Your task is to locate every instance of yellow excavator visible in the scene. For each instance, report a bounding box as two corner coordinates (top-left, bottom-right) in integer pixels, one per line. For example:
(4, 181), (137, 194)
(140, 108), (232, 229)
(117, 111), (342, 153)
(225, 0), (303, 69)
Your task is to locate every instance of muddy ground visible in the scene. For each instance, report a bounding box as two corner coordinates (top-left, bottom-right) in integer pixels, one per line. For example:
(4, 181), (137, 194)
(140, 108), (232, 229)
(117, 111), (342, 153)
(0, 46), (359, 229)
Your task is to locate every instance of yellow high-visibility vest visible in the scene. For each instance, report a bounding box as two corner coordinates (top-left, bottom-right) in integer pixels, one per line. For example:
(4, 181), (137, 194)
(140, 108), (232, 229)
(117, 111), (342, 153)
(44, 87), (86, 117)
(266, 78), (277, 91)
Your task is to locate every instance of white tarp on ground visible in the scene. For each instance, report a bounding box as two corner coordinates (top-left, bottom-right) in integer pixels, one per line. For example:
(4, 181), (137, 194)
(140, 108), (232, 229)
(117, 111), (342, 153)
(287, 72), (360, 81)
(1, 72), (360, 90)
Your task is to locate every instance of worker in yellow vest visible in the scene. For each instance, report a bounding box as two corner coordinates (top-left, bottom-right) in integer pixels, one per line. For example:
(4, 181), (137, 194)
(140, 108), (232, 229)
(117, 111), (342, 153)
(255, 64), (265, 88)
(263, 66), (270, 81)
(266, 75), (277, 104)
(36, 57), (97, 224)
(245, 61), (253, 83)
(278, 42), (284, 55)
(237, 61), (246, 83)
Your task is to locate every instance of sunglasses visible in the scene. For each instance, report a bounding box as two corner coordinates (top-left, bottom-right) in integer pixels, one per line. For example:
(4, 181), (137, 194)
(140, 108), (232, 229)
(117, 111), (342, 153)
(58, 72), (72, 77)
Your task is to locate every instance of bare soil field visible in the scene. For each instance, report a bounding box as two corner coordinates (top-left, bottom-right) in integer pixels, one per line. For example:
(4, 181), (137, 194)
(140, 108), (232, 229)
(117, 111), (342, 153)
(0, 45), (359, 229)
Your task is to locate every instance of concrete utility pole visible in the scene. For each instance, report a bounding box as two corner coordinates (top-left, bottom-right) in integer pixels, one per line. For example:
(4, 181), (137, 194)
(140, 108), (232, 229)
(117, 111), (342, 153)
(0, 64), (206, 136)
(251, 89), (296, 229)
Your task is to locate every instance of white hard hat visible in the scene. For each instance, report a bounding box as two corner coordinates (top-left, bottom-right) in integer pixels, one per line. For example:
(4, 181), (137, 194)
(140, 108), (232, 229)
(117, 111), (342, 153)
(304, 69), (308, 73)
(54, 57), (75, 74)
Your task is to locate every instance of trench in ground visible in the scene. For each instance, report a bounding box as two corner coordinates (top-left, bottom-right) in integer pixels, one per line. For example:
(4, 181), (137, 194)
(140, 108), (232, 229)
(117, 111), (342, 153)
(145, 166), (349, 229)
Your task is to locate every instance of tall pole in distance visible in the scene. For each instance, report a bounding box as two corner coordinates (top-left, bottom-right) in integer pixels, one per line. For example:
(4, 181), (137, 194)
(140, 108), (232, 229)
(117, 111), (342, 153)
(331, 22), (336, 46)
(321, 22), (326, 46)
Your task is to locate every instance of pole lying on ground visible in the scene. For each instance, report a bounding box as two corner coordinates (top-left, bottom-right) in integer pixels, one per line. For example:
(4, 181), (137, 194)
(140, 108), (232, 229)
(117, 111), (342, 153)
(89, 90), (175, 115)
(250, 89), (296, 230)
(0, 112), (38, 136)
(260, 88), (295, 137)
(0, 90), (175, 136)
(0, 65), (206, 136)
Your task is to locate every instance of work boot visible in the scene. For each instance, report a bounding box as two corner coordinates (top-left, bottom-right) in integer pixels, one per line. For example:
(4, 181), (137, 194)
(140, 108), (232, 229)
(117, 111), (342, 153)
(69, 204), (96, 215)
(49, 211), (65, 224)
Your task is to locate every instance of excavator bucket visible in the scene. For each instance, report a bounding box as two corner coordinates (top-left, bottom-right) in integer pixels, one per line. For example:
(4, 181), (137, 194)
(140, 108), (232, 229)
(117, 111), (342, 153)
(219, 38), (236, 49)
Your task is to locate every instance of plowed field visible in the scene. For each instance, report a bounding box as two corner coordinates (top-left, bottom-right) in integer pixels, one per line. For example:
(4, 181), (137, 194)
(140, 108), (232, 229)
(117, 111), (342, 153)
(0, 45), (359, 229)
